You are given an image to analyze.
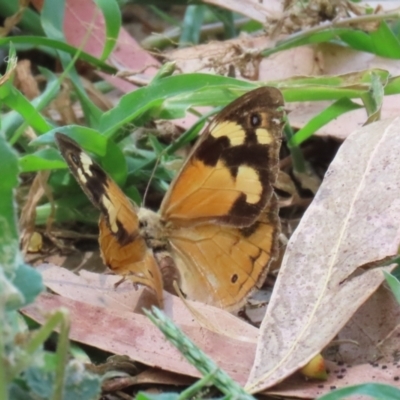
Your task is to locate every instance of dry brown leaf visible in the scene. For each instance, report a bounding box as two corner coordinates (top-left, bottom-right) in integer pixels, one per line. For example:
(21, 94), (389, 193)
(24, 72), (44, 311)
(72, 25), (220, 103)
(21, 292), (256, 385)
(64, 0), (159, 92)
(14, 60), (40, 100)
(338, 285), (400, 364)
(268, 360), (400, 399)
(19, 171), (50, 254)
(38, 264), (259, 342)
(167, 36), (317, 81)
(246, 117), (400, 392)
(102, 368), (194, 392)
(0, 0), (29, 37)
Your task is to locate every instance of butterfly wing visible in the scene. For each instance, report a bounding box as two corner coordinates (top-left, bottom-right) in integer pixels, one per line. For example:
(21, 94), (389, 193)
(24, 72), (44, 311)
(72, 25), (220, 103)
(159, 87), (283, 309)
(160, 87), (284, 227)
(168, 196), (279, 310)
(55, 133), (164, 307)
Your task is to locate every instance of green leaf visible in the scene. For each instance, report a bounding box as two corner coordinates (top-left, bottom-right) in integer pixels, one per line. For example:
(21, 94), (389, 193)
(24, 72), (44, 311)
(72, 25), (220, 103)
(342, 21), (400, 58)
(0, 37), (115, 73)
(209, 6), (236, 39)
(361, 71), (386, 123)
(262, 27), (353, 57)
(0, 86), (52, 136)
(19, 149), (66, 173)
(263, 20), (400, 59)
(384, 271), (400, 305)
(94, 0), (121, 60)
(33, 128), (127, 184)
(317, 383), (400, 400)
(8, 382), (34, 400)
(0, 0), (44, 36)
(137, 393), (179, 400)
(11, 263), (43, 309)
(99, 73), (254, 137)
(0, 136), (20, 246)
(32, 126), (108, 156)
(289, 98), (363, 146)
(62, 361), (102, 400)
(279, 69), (391, 102)
(4, 67), (59, 144)
(0, 135), (43, 309)
(41, 0), (102, 126)
(24, 359), (101, 400)
(179, 5), (205, 46)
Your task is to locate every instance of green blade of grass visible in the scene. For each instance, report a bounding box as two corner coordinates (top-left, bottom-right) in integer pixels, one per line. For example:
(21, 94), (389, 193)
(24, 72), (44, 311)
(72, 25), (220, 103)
(99, 70), (390, 141)
(19, 149), (65, 173)
(98, 73), (254, 137)
(277, 69), (391, 102)
(317, 383), (400, 400)
(0, 0), (45, 36)
(94, 0), (121, 61)
(262, 13), (400, 58)
(0, 45), (52, 138)
(0, 136), (20, 251)
(145, 307), (255, 400)
(7, 67), (61, 145)
(383, 271), (400, 305)
(0, 85), (52, 136)
(32, 127), (127, 184)
(0, 37), (115, 74)
(289, 98), (363, 147)
(341, 21), (400, 59)
(32, 126), (108, 156)
(179, 5), (206, 47)
(209, 6), (236, 39)
(41, 0), (102, 127)
(262, 27), (354, 57)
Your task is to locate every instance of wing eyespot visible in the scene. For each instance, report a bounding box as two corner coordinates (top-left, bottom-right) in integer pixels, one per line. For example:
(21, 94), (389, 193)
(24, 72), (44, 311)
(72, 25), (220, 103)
(70, 153), (80, 165)
(250, 113), (261, 127)
(231, 274), (238, 283)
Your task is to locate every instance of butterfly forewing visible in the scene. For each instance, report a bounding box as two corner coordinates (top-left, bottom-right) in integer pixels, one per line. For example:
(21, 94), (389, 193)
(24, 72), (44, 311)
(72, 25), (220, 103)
(160, 87), (284, 228)
(55, 133), (164, 307)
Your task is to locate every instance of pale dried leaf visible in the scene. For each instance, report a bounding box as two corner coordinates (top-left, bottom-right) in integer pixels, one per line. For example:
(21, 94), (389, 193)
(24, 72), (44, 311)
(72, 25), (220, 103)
(167, 36), (316, 81)
(247, 117), (400, 392)
(201, 0), (282, 23)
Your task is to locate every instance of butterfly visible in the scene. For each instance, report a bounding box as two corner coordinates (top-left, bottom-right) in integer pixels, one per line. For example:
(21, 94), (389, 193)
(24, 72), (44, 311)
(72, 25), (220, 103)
(55, 86), (284, 311)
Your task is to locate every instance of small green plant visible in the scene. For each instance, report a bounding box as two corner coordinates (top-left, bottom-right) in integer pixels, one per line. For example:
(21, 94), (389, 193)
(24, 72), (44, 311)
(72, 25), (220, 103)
(0, 131), (101, 398)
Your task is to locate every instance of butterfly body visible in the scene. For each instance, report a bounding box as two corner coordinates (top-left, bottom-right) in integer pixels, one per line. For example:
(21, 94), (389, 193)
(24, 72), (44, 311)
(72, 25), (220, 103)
(55, 86), (284, 310)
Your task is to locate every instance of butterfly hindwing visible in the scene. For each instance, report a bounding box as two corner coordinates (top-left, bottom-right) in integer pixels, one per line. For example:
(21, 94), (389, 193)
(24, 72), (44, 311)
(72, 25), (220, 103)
(167, 195), (279, 310)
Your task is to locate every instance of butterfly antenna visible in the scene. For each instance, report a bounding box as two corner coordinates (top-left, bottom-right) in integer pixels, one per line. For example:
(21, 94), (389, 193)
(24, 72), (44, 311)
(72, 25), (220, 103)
(142, 155), (161, 208)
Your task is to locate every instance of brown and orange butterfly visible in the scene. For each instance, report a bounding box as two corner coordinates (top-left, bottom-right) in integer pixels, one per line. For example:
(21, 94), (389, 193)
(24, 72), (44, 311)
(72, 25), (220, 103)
(55, 86), (284, 311)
